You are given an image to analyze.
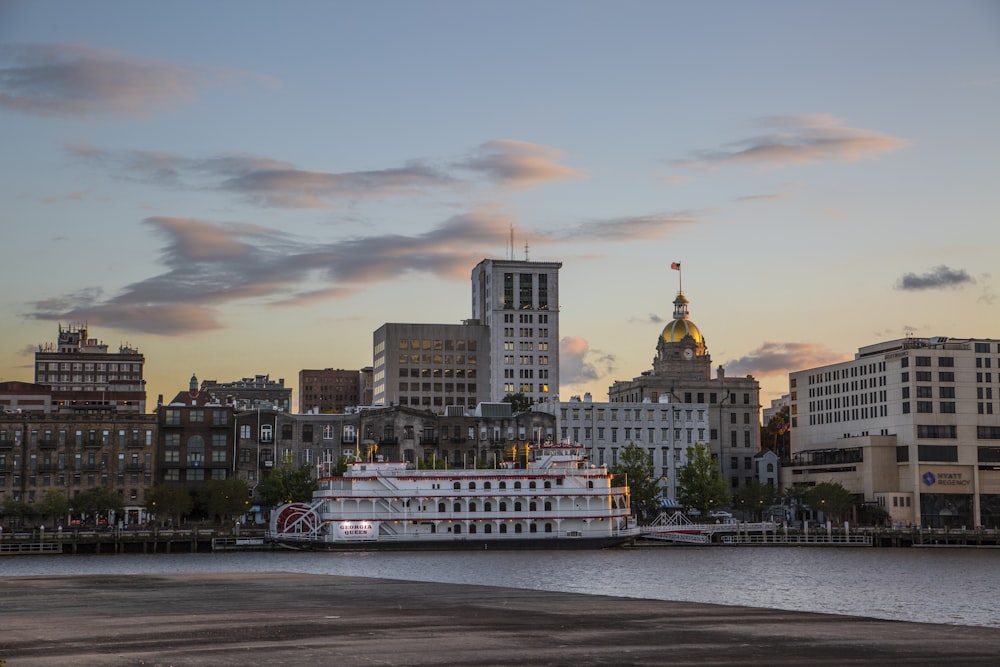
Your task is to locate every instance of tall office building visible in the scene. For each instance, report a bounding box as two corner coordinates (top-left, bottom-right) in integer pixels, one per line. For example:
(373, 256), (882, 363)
(471, 258), (562, 407)
(34, 324), (146, 414)
(298, 368), (362, 414)
(785, 335), (1000, 529)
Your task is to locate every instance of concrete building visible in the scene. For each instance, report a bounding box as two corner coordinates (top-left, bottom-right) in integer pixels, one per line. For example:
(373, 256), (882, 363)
(783, 336), (1000, 528)
(538, 393), (709, 501)
(298, 368), (362, 414)
(33, 324), (147, 414)
(607, 290), (761, 494)
(372, 323), (490, 411)
(201, 374), (291, 413)
(470, 258), (561, 407)
(0, 381), (56, 414)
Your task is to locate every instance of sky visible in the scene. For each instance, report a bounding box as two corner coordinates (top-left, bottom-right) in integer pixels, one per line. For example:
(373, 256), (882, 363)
(1, 1), (998, 413)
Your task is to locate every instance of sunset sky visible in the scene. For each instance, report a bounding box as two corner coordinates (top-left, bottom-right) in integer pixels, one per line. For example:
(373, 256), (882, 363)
(2, 1), (997, 412)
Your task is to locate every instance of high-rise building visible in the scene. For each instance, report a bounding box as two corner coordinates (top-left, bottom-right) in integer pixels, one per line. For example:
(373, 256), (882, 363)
(784, 335), (1000, 529)
(34, 324), (146, 414)
(298, 368), (362, 414)
(471, 258), (561, 406)
(607, 290), (761, 493)
(372, 323), (490, 410)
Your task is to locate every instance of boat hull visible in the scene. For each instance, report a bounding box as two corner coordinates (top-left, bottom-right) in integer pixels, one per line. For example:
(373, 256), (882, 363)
(270, 534), (635, 551)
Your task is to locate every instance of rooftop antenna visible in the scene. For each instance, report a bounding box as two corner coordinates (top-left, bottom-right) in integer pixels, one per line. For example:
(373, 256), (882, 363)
(524, 241), (530, 261)
(509, 225), (514, 260)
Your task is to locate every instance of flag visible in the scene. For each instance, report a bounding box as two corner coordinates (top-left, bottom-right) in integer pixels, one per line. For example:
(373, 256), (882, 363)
(670, 262), (681, 271)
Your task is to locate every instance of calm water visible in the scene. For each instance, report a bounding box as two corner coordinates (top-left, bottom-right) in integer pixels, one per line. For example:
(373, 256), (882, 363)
(3, 547), (999, 628)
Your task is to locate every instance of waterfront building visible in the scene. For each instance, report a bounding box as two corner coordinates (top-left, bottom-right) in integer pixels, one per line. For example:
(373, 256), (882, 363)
(298, 368), (362, 414)
(607, 290), (762, 493)
(372, 322), (490, 411)
(538, 393), (708, 501)
(0, 409), (156, 525)
(156, 375), (235, 491)
(471, 258), (562, 407)
(33, 324), (147, 414)
(0, 381), (56, 414)
(783, 336), (1000, 528)
(201, 374), (291, 413)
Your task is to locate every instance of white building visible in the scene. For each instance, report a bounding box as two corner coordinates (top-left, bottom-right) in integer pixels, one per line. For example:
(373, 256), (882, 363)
(471, 258), (561, 407)
(538, 393), (710, 501)
(785, 336), (1000, 528)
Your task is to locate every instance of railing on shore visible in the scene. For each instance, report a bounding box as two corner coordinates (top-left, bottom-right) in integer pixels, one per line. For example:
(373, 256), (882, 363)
(0, 527), (270, 555)
(722, 533), (872, 546)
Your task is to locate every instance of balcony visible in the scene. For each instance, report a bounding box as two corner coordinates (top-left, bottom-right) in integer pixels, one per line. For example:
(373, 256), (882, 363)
(378, 436), (399, 446)
(37, 439), (57, 449)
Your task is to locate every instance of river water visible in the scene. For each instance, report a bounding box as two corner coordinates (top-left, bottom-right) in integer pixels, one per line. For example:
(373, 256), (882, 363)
(3, 546), (999, 628)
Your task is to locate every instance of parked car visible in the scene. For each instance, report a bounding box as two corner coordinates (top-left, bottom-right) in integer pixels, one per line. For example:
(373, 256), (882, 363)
(708, 510), (733, 519)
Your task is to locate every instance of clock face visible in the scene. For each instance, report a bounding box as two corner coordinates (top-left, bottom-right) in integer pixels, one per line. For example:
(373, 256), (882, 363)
(683, 348), (694, 360)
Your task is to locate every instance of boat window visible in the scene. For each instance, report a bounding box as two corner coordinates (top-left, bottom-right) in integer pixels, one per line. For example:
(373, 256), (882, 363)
(544, 501), (552, 511)
(588, 481), (594, 488)
(514, 524), (523, 533)
(544, 481), (551, 489)
(500, 502), (507, 512)
(544, 523), (553, 533)
(453, 482), (461, 490)
(529, 481), (536, 489)
(469, 525), (477, 534)
(454, 525), (462, 534)
(484, 481), (492, 490)
(514, 481), (522, 489)
(469, 502), (477, 512)
(438, 502), (445, 512)
(453, 502), (461, 512)
(499, 482), (507, 489)
(484, 524), (493, 533)
(499, 524), (507, 533)
(484, 502), (492, 512)
(514, 502), (523, 512)
(530, 524), (538, 533)
(468, 482), (476, 490)
(529, 502), (537, 512)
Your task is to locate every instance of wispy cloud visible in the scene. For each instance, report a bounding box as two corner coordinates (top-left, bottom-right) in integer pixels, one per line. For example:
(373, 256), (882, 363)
(560, 336), (616, 387)
(628, 313), (665, 325)
(25, 210), (516, 334)
(64, 140), (581, 208)
(723, 341), (849, 378)
(454, 140), (583, 189)
(676, 114), (908, 169)
(895, 265), (974, 291)
(0, 43), (248, 119)
(545, 213), (697, 243)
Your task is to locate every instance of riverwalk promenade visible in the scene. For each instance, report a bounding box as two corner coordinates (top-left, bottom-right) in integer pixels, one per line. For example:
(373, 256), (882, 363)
(3, 573), (1000, 666)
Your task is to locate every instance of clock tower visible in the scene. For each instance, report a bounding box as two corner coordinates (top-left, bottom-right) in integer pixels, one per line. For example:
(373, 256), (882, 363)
(651, 291), (711, 381)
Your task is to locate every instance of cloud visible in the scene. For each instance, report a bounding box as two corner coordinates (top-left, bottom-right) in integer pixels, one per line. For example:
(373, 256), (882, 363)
(628, 313), (664, 325)
(544, 212), (698, 243)
(560, 336), (616, 386)
(723, 341), (849, 378)
(0, 43), (242, 119)
(676, 114), (908, 169)
(895, 265), (974, 291)
(454, 140), (584, 189)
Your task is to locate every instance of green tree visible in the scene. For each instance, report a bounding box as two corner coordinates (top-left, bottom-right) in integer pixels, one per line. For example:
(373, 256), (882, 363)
(502, 392), (532, 413)
(761, 405), (791, 461)
(418, 456), (449, 470)
(257, 463), (316, 507)
(676, 443), (729, 514)
(74, 486), (125, 524)
(38, 489), (71, 526)
(610, 442), (661, 522)
(198, 477), (251, 525)
(805, 482), (855, 524)
(735, 482), (777, 521)
(2, 499), (36, 528)
(144, 485), (194, 527)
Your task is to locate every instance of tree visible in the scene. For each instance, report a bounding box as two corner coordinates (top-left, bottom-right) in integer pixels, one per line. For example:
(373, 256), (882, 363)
(805, 482), (855, 524)
(144, 485), (194, 527)
(609, 442), (661, 522)
(735, 482), (777, 521)
(257, 463), (316, 507)
(761, 405), (791, 461)
(198, 477), (251, 525)
(38, 489), (71, 526)
(502, 392), (532, 413)
(2, 499), (36, 528)
(74, 486), (125, 524)
(676, 442), (729, 514)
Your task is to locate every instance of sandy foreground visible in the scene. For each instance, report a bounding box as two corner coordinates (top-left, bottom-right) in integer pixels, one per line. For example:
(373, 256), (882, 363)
(2, 572), (999, 666)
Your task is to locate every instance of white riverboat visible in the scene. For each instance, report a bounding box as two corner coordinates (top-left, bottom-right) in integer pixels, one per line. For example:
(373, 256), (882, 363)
(268, 443), (638, 550)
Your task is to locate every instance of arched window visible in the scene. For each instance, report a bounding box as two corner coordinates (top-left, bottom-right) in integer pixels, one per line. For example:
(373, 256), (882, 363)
(514, 502), (523, 512)
(454, 524), (462, 534)
(529, 524), (538, 533)
(499, 502), (507, 512)
(453, 502), (461, 512)
(499, 481), (507, 490)
(453, 482), (461, 490)
(499, 524), (507, 534)
(484, 481), (492, 490)
(544, 523), (553, 533)
(529, 502), (537, 512)
(544, 481), (551, 489)
(588, 481), (594, 488)
(544, 501), (552, 511)
(767, 463), (775, 472)
(469, 502), (477, 512)
(529, 481), (536, 489)
(514, 481), (522, 489)
(514, 524), (523, 533)
(484, 524), (493, 533)
(484, 502), (492, 512)
(438, 502), (445, 512)
(469, 481), (476, 490)
(469, 524), (477, 534)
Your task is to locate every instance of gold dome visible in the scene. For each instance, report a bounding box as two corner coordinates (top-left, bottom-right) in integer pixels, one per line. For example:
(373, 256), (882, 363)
(661, 319), (704, 346)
